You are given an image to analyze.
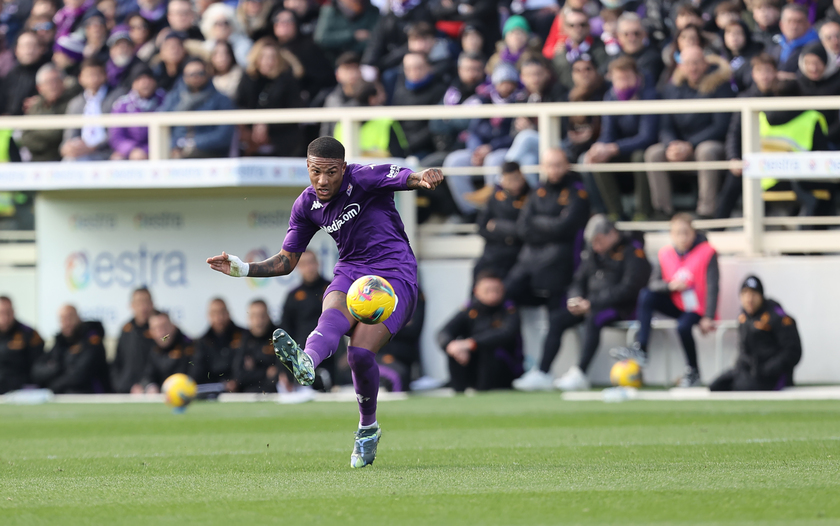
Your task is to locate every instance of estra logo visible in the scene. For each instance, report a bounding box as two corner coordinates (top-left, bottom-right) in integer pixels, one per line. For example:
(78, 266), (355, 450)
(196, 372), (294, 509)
(64, 246), (187, 290)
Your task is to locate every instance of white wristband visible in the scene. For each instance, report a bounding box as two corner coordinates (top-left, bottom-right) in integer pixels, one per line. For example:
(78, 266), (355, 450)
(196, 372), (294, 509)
(227, 254), (250, 277)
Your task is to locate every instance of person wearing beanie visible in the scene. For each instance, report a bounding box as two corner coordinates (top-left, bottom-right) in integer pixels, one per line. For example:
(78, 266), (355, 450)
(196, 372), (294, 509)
(486, 14), (540, 74)
(709, 276), (802, 391)
(442, 61), (527, 219)
(109, 64), (165, 160)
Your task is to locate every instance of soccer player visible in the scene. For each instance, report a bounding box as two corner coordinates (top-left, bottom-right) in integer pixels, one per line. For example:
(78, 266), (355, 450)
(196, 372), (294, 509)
(207, 137), (443, 468)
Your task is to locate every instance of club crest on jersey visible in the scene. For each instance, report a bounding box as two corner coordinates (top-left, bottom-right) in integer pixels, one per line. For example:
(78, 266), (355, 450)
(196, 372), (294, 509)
(387, 165), (400, 178)
(346, 183), (353, 196)
(311, 199), (323, 211)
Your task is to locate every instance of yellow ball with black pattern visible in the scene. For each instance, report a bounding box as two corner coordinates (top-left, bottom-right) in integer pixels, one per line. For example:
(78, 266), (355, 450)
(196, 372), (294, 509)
(346, 275), (397, 325)
(162, 373), (198, 408)
(610, 359), (642, 388)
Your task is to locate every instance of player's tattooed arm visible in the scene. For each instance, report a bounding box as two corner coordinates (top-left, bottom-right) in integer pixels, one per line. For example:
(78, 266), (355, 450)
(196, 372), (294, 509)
(248, 250), (302, 277)
(407, 168), (444, 190)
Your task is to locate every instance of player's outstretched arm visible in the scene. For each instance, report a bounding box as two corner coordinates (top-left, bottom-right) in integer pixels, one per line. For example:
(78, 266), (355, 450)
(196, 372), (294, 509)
(406, 168), (443, 190)
(206, 250), (301, 278)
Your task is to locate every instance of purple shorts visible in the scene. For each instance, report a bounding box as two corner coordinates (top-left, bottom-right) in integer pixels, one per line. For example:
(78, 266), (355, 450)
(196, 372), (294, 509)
(325, 270), (418, 336)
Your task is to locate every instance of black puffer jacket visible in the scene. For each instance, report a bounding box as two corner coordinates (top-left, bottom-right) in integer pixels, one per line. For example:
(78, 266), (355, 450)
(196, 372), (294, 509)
(233, 328), (280, 393)
(361, 1), (434, 70)
(391, 74), (448, 155)
(567, 234), (652, 317)
(513, 174), (591, 294)
(477, 184), (529, 277)
(0, 320), (44, 393)
(111, 318), (155, 393)
(736, 299), (802, 386)
(235, 70), (305, 156)
(32, 321), (110, 394)
(190, 322), (244, 384)
(142, 329), (194, 387)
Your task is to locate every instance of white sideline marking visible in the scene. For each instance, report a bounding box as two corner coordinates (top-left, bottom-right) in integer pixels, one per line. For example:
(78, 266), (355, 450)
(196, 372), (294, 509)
(562, 385), (840, 401)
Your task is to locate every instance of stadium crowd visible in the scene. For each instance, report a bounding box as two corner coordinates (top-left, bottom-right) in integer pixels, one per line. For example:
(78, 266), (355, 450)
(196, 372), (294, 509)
(1, 0), (840, 220)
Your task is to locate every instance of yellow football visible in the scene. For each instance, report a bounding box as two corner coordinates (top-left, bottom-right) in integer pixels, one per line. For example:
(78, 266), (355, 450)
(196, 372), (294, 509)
(346, 275), (397, 325)
(610, 359), (643, 388)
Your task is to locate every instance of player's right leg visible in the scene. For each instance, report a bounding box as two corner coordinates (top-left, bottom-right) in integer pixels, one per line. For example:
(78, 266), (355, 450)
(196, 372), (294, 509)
(273, 289), (356, 386)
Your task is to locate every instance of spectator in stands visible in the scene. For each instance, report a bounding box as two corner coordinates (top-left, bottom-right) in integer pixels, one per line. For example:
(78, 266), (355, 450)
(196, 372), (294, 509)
(598, 7), (621, 57)
(615, 12), (664, 83)
(272, 8), (334, 103)
(317, 51), (363, 137)
(710, 276), (802, 391)
(31, 305), (110, 393)
(281, 0), (320, 37)
(280, 251), (337, 391)
(819, 21), (840, 74)
(424, 52), (486, 168)
(190, 298), (244, 391)
(19, 64), (74, 162)
(474, 161), (529, 281)
(140, 311), (195, 393)
(431, 0), (499, 50)
(201, 2), (253, 67)
(0, 296), (44, 394)
(25, 14), (57, 49)
(551, 9), (609, 90)
(645, 46), (733, 219)
(52, 34), (85, 79)
(2, 30), (47, 116)
(313, 0), (379, 65)
(773, 4), (818, 74)
(459, 23), (485, 56)
(54, 0), (92, 39)
(521, 215), (651, 391)
(713, 1), (741, 34)
(127, 13), (156, 63)
(98, 0), (117, 30)
(827, 0), (840, 23)
(512, 0), (561, 42)
(233, 299), (280, 394)
(406, 21), (456, 82)
(377, 290), (425, 392)
(237, 0), (275, 42)
(391, 52), (448, 159)
(582, 56), (657, 221)
(443, 62), (526, 219)
(112, 287), (155, 394)
(361, 0), (433, 75)
(210, 40), (244, 99)
(719, 53), (778, 219)
(660, 25), (711, 87)
(61, 58), (113, 161)
(236, 37), (304, 157)
(103, 27), (144, 111)
(561, 56), (606, 164)
(505, 148), (590, 389)
(333, 81), (410, 157)
(169, 0), (205, 41)
(542, 0), (604, 61)
(486, 15), (540, 74)
(153, 32), (188, 92)
(616, 214), (719, 387)
(722, 20), (765, 93)
(109, 66), (165, 160)
(749, 0), (782, 51)
(438, 271), (523, 392)
(796, 42), (840, 143)
(161, 57), (236, 159)
(82, 10), (110, 63)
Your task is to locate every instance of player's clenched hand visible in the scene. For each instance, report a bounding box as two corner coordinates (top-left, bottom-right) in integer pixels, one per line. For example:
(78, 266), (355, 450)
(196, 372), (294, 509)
(206, 251), (250, 277)
(409, 168), (444, 190)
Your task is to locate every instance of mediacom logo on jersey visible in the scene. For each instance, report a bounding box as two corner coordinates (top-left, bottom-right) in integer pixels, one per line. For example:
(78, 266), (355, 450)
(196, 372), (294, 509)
(65, 246), (187, 290)
(321, 203), (360, 234)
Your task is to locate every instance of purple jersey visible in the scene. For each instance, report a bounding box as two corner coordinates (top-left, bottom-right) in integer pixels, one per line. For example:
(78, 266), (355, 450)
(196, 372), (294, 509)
(283, 163), (417, 283)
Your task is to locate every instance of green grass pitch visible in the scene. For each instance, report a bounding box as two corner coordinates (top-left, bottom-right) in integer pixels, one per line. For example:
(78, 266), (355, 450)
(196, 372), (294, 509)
(1, 393), (839, 525)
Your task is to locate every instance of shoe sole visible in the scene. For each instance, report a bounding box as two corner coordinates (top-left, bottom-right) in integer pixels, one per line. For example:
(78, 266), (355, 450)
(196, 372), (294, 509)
(351, 428), (382, 469)
(272, 329), (315, 386)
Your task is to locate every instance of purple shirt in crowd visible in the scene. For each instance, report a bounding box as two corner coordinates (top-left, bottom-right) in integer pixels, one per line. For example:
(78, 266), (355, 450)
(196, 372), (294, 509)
(282, 163), (418, 284)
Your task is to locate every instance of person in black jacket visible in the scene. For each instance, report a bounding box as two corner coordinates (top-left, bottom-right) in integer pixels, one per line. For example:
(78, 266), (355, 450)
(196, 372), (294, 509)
(438, 272), (523, 392)
(237, 36), (305, 157)
(377, 290), (425, 392)
(391, 52), (448, 158)
(112, 287), (156, 394)
(614, 12), (664, 83)
(710, 275), (801, 391)
(717, 53), (778, 219)
(31, 305), (111, 394)
(190, 298), (244, 391)
(0, 296), (44, 394)
(234, 299), (281, 393)
(140, 311), (195, 392)
(360, 0), (433, 74)
(279, 250), (340, 389)
(474, 162), (529, 281)
(1, 30), (48, 115)
(722, 20), (765, 93)
(272, 8), (335, 103)
(515, 216), (651, 391)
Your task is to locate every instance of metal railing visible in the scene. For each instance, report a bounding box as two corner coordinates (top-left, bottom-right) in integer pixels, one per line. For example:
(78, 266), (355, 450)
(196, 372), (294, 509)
(4, 95), (840, 255)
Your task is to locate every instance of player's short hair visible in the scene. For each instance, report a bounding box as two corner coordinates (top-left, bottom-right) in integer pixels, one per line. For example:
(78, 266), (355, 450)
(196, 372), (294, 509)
(475, 270), (503, 284)
(751, 52), (778, 69)
(608, 55), (639, 75)
(670, 212), (695, 228)
(501, 161), (521, 175)
(307, 136), (345, 160)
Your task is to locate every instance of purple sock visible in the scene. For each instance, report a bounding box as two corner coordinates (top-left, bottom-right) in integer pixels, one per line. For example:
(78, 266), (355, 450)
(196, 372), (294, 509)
(347, 346), (379, 427)
(303, 308), (351, 368)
